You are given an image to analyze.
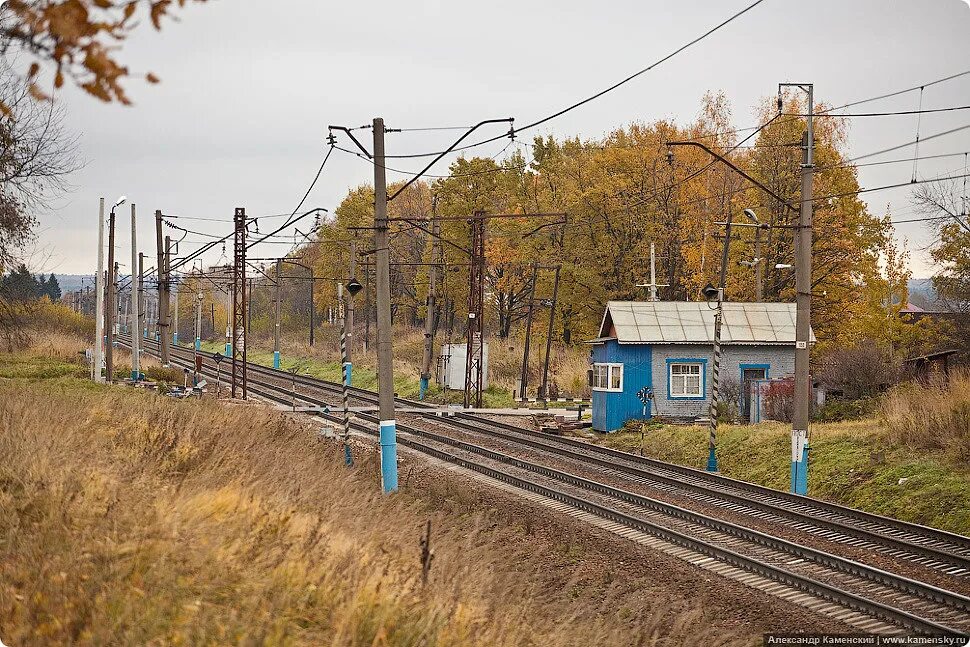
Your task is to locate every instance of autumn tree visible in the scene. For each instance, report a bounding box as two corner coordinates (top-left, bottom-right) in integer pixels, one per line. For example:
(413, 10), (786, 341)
(0, 0), (206, 109)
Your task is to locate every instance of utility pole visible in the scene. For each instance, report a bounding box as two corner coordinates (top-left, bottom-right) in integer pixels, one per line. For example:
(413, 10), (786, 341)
(754, 225), (764, 302)
(105, 208), (116, 380)
(419, 218), (439, 400)
(138, 253), (145, 342)
(373, 116), (398, 493)
(94, 198), (105, 383)
(195, 289), (203, 352)
(231, 207), (247, 399)
(540, 265), (561, 402)
(173, 280), (179, 346)
(130, 206), (140, 380)
(344, 241), (355, 383)
(464, 211), (486, 409)
(363, 264), (371, 353)
(156, 209), (170, 366)
(782, 82), (815, 496)
(274, 258), (282, 369)
(636, 242), (668, 298)
(518, 262), (539, 402)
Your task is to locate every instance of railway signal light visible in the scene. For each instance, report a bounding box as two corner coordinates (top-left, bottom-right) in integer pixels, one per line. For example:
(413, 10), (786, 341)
(346, 277), (363, 297)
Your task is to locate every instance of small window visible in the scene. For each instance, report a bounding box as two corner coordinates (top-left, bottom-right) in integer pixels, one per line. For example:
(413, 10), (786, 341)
(592, 363), (623, 392)
(670, 363), (703, 398)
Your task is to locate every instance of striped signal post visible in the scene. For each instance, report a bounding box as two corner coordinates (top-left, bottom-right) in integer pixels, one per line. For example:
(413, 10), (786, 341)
(93, 198), (105, 383)
(707, 301), (723, 472)
(704, 210), (733, 473)
(338, 282), (353, 465)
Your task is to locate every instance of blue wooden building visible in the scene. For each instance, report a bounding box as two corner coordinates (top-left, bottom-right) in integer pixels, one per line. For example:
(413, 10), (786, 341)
(588, 301), (808, 432)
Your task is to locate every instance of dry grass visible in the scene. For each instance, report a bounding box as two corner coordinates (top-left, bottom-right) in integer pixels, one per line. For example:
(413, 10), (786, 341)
(273, 324), (592, 398)
(880, 369), (970, 462)
(0, 373), (741, 645)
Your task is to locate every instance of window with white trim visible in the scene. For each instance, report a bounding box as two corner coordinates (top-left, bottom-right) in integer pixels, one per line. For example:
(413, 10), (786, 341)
(592, 363), (623, 391)
(669, 363), (703, 397)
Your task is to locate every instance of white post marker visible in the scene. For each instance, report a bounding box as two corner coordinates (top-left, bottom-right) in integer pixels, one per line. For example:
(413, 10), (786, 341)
(130, 204), (140, 380)
(93, 198), (105, 383)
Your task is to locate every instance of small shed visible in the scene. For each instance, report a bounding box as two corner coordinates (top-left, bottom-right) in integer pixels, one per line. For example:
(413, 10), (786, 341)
(587, 301), (811, 432)
(437, 342), (489, 390)
(903, 349), (959, 383)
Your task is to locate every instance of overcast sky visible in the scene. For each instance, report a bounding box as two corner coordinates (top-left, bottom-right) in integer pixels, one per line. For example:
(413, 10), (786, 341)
(25, 0), (970, 277)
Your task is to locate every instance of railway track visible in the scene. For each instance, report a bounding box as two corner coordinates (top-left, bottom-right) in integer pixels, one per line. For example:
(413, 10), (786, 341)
(126, 336), (970, 637)
(135, 338), (970, 578)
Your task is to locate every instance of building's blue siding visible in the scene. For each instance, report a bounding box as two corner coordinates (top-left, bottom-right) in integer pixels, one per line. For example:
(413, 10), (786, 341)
(591, 340), (652, 432)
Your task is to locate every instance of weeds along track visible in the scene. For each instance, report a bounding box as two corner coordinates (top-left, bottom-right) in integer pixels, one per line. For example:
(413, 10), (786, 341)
(127, 337), (970, 637)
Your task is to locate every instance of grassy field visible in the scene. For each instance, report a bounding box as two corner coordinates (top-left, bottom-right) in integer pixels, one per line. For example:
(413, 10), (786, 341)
(596, 394), (970, 536)
(0, 332), (755, 646)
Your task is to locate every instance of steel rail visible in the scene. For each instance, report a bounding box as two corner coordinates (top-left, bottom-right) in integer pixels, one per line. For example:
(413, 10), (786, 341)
(135, 336), (970, 572)
(126, 342), (967, 638)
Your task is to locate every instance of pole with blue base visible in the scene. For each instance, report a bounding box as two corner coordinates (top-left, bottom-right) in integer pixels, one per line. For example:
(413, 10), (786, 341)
(790, 429), (809, 494)
(371, 116), (398, 493)
(706, 301), (723, 473)
(195, 291), (203, 351)
(273, 259), (281, 369)
(379, 419), (399, 492)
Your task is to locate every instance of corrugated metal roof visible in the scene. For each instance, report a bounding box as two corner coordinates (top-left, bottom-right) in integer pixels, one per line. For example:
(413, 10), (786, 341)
(598, 301), (814, 345)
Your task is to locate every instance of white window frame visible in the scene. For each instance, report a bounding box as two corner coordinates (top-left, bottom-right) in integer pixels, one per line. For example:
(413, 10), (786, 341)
(592, 362), (623, 392)
(669, 362), (704, 398)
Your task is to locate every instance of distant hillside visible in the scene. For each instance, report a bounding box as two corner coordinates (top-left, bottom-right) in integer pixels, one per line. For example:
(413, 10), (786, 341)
(55, 274), (93, 294)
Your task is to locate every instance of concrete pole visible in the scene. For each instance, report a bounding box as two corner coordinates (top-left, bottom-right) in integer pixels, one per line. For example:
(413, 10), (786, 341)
(105, 209), (116, 380)
(156, 209), (170, 366)
(792, 85), (814, 496)
(173, 282), (179, 346)
(195, 290), (203, 351)
(114, 262), (120, 337)
(518, 262), (539, 401)
(307, 270), (315, 348)
(373, 116), (398, 493)
(345, 241), (356, 383)
(754, 226), (763, 302)
(94, 199), (105, 383)
(273, 258), (281, 369)
(650, 241), (658, 302)
(130, 207), (140, 380)
(121, 296), (128, 334)
(138, 253), (145, 340)
(419, 227), (438, 399)
(540, 265), (561, 402)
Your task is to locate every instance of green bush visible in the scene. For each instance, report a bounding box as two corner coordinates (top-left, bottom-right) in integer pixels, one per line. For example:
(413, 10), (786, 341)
(814, 398), (877, 422)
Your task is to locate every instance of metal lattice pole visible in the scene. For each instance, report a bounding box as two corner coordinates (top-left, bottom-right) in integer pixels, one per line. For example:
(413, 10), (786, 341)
(464, 211), (486, 409)
(231, 207), (247, 399)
